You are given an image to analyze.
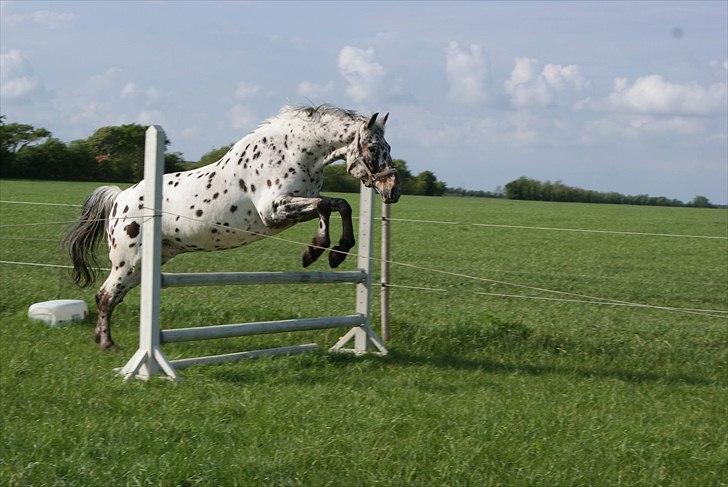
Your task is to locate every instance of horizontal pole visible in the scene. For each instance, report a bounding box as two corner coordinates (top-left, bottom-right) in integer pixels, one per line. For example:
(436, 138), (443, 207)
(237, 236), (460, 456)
(162, 270), (366, 287)
(161, 314), (366, 343)
(170, 343), (319, 370)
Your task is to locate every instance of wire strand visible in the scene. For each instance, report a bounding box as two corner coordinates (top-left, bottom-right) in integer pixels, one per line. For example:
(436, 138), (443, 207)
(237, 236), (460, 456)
(1, 199), (724, 240)
(152, 207), (728, 318)
(0, 200), (82, 207)
(361, 216), (728, 240)
(0, 260), (110, 271)
(387, 284), (728, 318)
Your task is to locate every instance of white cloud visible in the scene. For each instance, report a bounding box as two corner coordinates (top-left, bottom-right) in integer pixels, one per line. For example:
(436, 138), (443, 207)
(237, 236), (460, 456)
(4, 10), (76, 28)
(234, 82), (260, 99)
(229, 104), (256, 130)
(0, 49), (46, 101)
(120, 82), (137, 98)
(504, 58), (586, 108)
(297, 80), (334, 99)
(445, 41), (487, 104)
(589, 75), (727, 116)
(394, 105), (544, 149)
(338, 46), (386, 102)
(542, 63), (586, 90)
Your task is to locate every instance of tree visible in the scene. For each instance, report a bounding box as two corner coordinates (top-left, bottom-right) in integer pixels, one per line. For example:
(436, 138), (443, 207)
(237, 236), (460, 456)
(13, 138), (72, 179)
(0, 118), (53, 178)
(323, 163), (359, 193)
(85, 124), (174, 181)
(690, 195), (713, 208)
(413, 170), (438, 196)
(66, 139), (100, 181)
(194, 144), (233, 168)
(164, 152), (188, 174)
(0, 121), (51, 154)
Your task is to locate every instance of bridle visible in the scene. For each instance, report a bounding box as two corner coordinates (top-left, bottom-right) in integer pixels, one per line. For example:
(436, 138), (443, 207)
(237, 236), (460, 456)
(346, 154), (397, 188)
(347, 132), (397, 188)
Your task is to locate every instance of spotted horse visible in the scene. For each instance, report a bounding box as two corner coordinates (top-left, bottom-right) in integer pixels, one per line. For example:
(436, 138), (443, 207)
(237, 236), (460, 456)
(64, 105), (401, 349)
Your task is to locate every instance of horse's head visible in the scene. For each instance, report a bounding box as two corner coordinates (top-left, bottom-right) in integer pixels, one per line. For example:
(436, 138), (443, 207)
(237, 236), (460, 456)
(346, 112), (401, 204)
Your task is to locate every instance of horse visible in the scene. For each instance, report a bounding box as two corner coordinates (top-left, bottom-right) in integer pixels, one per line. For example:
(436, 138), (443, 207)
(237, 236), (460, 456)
(64, 105), (401, 349)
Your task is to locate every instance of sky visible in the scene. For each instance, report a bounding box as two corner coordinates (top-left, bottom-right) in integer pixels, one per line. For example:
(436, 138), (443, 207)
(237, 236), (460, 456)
(1, 1), (727, 203)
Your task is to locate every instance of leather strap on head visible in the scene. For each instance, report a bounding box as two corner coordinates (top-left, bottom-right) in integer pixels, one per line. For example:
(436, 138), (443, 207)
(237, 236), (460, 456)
(347, 131), (396, 186)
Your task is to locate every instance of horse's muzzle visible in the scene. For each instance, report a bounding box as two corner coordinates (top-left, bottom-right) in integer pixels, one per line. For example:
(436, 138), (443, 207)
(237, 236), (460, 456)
(375, 173), (401, 204)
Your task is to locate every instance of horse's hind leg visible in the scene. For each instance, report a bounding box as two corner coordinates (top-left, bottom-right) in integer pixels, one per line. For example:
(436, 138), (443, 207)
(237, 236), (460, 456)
(94, 262), (140, 350)
(328, 198), (355, 268)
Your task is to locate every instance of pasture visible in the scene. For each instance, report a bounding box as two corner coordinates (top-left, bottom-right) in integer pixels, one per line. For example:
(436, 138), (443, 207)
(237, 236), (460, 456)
(1, 178), (727, 486)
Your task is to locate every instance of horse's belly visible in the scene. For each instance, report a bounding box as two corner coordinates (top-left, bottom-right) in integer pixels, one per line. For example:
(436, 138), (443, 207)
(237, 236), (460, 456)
(161, 198), (277, 252)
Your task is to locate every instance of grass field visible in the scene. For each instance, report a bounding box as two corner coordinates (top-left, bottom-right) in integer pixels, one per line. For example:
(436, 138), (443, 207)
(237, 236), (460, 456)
(1, 178), (727, 486)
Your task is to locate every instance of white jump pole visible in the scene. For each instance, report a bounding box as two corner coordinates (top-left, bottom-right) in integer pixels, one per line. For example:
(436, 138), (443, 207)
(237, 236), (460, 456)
(117, 126), (176, 380)
(330, 184), (387, 355)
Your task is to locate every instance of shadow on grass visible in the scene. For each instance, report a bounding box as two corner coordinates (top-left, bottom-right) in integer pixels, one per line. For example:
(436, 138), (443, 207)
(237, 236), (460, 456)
(206, 347), (721, 388)
(378, 349), (721, 387)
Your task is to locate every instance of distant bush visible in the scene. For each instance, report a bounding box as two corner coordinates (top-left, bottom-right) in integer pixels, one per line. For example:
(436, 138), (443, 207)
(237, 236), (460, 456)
(504, 176), (714, 208)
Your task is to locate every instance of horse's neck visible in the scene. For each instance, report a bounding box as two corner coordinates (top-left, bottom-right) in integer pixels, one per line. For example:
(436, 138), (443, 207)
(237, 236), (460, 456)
(288, 112), (360, 157)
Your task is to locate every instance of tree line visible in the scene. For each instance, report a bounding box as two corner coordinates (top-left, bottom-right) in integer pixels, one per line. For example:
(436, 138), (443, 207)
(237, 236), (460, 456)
(504, 176), (716, 208)
(0, 118), (186, 182)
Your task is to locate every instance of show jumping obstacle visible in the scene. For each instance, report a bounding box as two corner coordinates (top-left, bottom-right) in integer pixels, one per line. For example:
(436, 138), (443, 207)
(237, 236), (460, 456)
(117, 126), (388, 380)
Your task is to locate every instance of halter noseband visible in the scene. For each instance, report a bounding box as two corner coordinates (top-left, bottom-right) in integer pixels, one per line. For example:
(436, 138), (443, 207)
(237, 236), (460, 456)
(347, 156), (397, 187)
(346, 131), (397, 187)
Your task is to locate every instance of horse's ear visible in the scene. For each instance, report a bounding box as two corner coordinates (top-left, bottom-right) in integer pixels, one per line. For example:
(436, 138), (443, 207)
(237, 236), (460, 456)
(367, 113), (379, 129)
(381, 113), (389, 127)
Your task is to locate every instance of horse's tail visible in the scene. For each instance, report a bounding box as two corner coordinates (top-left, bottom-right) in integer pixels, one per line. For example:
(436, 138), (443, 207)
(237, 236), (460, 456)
(63, 185), (122, 287)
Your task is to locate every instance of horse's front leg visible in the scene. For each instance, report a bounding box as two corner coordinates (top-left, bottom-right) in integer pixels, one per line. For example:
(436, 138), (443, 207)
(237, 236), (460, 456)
(259, 196), (332, 267)
(327, 197), (355, 268)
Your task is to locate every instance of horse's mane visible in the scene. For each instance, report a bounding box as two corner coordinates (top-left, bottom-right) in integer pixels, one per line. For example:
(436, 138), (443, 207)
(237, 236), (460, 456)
(268, 104), (365, 124)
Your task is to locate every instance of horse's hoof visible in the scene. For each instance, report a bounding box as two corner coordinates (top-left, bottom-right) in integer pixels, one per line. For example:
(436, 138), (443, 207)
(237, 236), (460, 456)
(328, 247), (347, 268)
(302, 250), (316, 267)
(302, 246), (325, 267)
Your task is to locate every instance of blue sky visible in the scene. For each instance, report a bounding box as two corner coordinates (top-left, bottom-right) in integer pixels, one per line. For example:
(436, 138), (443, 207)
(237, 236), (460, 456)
(1, 1), (726, 202)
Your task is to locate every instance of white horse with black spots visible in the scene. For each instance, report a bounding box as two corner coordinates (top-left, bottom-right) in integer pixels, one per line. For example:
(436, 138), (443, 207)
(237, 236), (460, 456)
(64, 105), (401, 349)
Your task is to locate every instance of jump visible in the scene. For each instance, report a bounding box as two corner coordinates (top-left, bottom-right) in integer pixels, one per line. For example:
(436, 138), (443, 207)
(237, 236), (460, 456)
(63, 105), (401, 349)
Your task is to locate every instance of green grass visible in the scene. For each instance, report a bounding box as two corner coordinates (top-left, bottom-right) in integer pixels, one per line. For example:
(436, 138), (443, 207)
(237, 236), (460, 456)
(1, 178), (727, 486)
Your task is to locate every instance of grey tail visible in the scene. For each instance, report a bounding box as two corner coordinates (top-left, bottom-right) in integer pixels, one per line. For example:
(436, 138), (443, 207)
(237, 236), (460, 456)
(62, 186), (121, 287)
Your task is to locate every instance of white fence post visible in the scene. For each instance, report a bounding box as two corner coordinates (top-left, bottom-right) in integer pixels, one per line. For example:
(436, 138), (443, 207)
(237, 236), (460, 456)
(380, 201), (391, 341)
(116, 125), (177, 380)
(330, 183), (388, 355)
(354, 183), (374, 352)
